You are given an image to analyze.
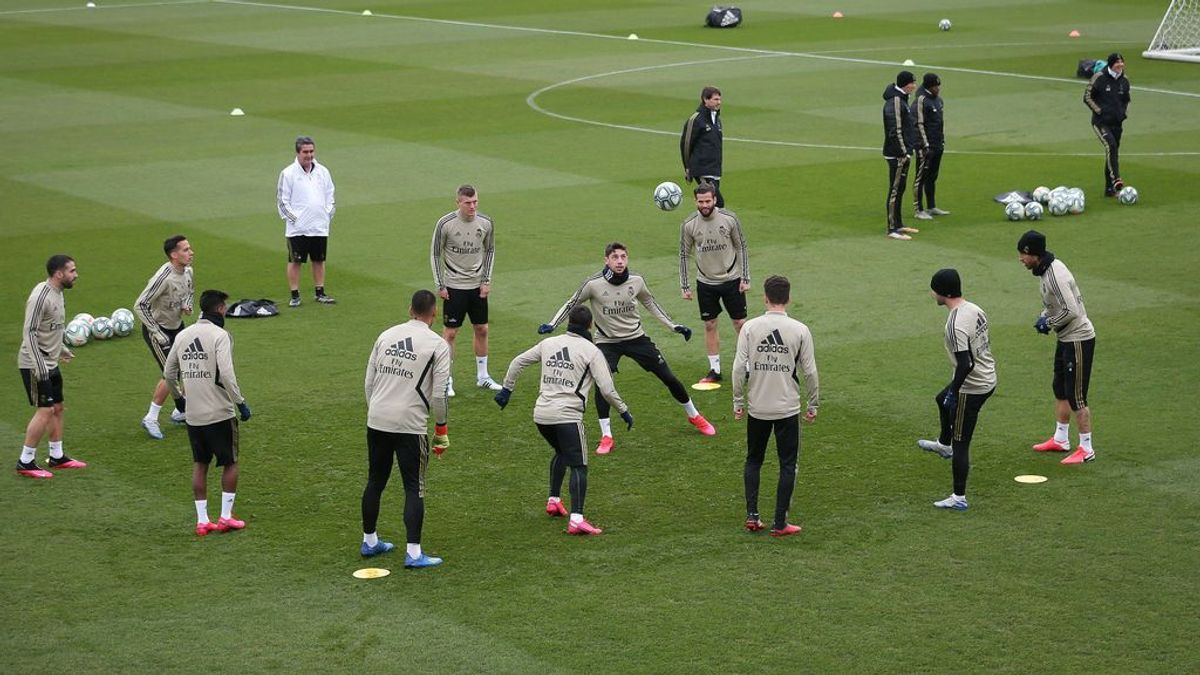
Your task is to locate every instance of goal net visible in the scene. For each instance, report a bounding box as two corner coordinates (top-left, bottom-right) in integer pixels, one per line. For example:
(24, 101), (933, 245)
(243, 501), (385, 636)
(1144, 0), (1200, 62)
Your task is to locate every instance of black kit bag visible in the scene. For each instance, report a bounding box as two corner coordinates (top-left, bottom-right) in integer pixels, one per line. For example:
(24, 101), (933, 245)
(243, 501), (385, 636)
(705, 6), (742, 28)
(226, 299), (280, 318)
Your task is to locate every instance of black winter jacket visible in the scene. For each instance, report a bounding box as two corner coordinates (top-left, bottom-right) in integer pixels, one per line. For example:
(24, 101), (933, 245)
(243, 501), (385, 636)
(910, 86), (944, 150)
(882, 84), (915, 158)
(680, 104), (723, 178)
(1084, 69), (1130, 127)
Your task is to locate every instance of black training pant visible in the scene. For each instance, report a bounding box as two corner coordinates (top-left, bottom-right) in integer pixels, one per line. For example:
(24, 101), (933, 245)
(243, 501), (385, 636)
(935, 386), (994, 497)
(1092, 124), (1122, 192)
(538, 422), (588, 515)
(594, 338), (689, 420)
(886, 155), (911, 231)
(744, 414), (800, 530)
(362, 427), (429, 544)
(913, 147), (943, 211)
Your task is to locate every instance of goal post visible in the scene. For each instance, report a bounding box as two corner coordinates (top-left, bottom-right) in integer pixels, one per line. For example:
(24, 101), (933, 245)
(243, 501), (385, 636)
(1144, 0), (1200, 63)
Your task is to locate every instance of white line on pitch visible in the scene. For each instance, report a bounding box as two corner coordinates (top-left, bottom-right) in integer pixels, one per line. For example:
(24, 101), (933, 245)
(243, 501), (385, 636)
(0, 0), (208, 16)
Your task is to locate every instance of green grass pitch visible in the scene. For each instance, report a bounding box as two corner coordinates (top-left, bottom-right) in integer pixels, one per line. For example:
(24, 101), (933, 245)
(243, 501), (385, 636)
(2, 0), (1198, 671)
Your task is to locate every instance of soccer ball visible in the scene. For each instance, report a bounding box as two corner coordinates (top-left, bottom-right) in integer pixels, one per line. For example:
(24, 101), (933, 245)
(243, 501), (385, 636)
(1067, 191), (1085, 214)
(1118, 186), (1138, 204)
(1048, 195), (1070, 216)
(91, 317), (114, 340)
(939, 19), (952, 31)
(73, 312), (95, 326)
(1032, 186), (1051, 204)
(653, 181), (683, 211)
(1004, 202), (1025, 221)
(1024, 202), (1044, 220)
(111, 308), (134, 337)
(112, 308), (134, 324)
(64, 320), (90, 347)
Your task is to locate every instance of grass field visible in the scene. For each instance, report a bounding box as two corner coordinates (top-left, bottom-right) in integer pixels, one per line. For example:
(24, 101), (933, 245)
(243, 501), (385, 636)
(2, 0), (1199, 671)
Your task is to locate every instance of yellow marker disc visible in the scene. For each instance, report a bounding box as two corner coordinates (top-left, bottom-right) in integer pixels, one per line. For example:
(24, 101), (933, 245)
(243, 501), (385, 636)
(352, 568), (391, 579)
(691, 382), (721, 391)
(1014, 474), (1048, 484)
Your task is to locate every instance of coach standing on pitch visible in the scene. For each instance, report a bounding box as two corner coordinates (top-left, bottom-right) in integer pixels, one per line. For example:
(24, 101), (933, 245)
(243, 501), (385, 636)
(1083, 53), (1131, 197)
(883, 71), (918, 240)
(912, 73), (949, 222)
(680, 86), (725, 207)
(278, 135), (336, 307)
(1018, 231), (1097, 465)
(918, 269), (995, 512)
(732, 276), (818, 537)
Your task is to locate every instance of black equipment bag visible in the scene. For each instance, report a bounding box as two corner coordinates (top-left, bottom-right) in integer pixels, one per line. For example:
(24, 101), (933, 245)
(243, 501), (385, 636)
(227, 298), (280, 318)
(705, 6), (742, 28)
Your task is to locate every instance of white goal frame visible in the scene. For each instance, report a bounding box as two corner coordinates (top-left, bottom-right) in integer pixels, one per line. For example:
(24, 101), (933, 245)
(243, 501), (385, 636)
(1144, 0), (1200, 62)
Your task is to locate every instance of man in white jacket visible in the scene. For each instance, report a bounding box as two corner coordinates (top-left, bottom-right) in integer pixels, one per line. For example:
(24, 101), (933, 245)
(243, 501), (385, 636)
(277, 136), (336, 307)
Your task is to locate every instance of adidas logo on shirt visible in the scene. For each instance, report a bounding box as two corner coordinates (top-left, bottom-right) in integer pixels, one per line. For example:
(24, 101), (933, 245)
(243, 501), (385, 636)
(384, 336), (417, 361)
(181, 336), (208, 360)
(545, 346), (575, 370)
(756, 329), (790, 354)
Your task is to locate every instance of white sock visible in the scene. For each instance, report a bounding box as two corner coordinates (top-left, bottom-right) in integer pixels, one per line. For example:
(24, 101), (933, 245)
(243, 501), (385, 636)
(599, 418), (612, 437)
(221, 491), (236, 519)
(1054, 422), (1070, 444)
(406, 543), (422, 558)
(20, 446), (36, 464)
(708, 354), (721, 373)
(475, 356), (488, 380)
(364, 532), (378, 546)
(48, 441), (63, 460)
(548, 496), (562, 504)
(195, 500), (209, 524)
(569, 513), (583, 524)
(953, 494), (966, 502)
(683, 400), (699, 417)
(145, 402), (162, 421)
(1079, 432), (1093, 453)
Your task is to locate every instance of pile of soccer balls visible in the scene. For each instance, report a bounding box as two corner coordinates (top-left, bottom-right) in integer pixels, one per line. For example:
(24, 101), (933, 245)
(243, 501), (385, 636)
(64, 308), (135, 347)
(1006, 184), (1138, 221)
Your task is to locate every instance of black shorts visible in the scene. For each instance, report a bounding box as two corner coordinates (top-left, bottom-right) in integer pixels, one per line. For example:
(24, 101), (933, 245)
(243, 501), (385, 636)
(696, 279), (747, 321)
(143, 324), (184, 372)
(187, 418), (239, 466)
(1053, 338), (1095, 411)
(537, 422), (587, 467)
(286, 235), (328, 264)
(442, 287), (488, 328)
(598, 335), (667, 375)
(21, 367), (63, 407)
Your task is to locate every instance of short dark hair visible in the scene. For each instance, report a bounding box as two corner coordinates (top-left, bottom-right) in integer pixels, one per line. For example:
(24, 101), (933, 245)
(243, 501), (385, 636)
(457, 184), (476, 199)
(46, 255), (74, 276)
(764, 275), (790, 305)
(694, 183), (715, 197)
(411, 289), (437, 316)
(568, 305), (593, 329)
(605, 242), (627, 257)
(295, 135), (315, 152)
(701, 86), (721, 101)
(163, 235), (187, 257)
(199, 289), (228, 314)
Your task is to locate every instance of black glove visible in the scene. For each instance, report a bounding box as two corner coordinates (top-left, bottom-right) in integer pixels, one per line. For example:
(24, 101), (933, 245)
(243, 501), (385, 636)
(942, 391), (957, 412)
(237, 401), (252, 421)
(537, 323), (554, 335)
(1034, 316), (1051, 335)
(674, 325), (692, 342)
(620, 410), (634, 430)
(494, 387), (512, 409)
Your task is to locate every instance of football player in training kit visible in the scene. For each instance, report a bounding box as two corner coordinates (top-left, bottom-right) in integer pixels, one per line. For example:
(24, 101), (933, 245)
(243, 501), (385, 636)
(16, 255), (87, 478)
(360, 290), (451, 568)
(541, 242), (715, 455)
(1084, 52), (1131, 197)
(679, 183), (750, 385)
(162, 290), (251, 536)
(912, 73), (949, 221)
(883, 71), (920, 240)
(135, 235), (193, 440)
(496, 305), (632, 536)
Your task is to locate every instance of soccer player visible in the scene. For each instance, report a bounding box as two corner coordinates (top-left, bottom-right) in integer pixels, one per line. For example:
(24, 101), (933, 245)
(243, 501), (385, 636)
(162, 290), (252, 536)
(917, 269), (996, 511)
(278, 135), (336, 307)
(16, 255), (87, 478)
(912, 73), (949, 221)
(883, 71), (919, 240)
(495, 305), (632, 535)
(1018, 231), (1097, 464)
(1084, 53), (1131, 197)
(360, 290), (450, 568)
(732, 275), (817, 536)
(135, 234), (193, 440)
(430, 184), (500, 396)
(679, 183), (750, 384)
(540, 242), (714, 455)
(680, 86), (725, 207)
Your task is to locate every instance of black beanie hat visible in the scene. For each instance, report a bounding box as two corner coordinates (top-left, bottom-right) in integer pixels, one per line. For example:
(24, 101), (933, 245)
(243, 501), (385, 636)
(896, 71), (915, 87)
(1017, 230), (1047, 256)
(1107, 52), (1125, 65)
(923, 72), (941, 88)
(930, 268), (962, 298)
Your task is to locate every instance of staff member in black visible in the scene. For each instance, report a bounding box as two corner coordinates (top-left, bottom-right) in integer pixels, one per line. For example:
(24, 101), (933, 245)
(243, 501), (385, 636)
(912, 73), (949, 221)
(681, 86), (725, 207)
(883, 71), (919, 240)
(1083, 52), (1131, 196)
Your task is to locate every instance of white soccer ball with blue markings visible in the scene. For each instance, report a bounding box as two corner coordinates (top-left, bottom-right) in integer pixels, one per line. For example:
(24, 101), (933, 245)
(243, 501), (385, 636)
(939, 18), (952, 31)
(1118, 185), (1138, 204)
(112, 308), (134, 324)
(64, 319), (90, 347)
(73, 312), (95, 327)
(1024, 202), (1044, 220)
(1032, 186), (1051, 204)
(1004, 202), (1025, 221)
(91, 316), (114, 340)
(1048, 195), (1070, 216)
(111, 308), (134, 337)
(653, 181), (683, 211)
(1067, 189), (1085, 214)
